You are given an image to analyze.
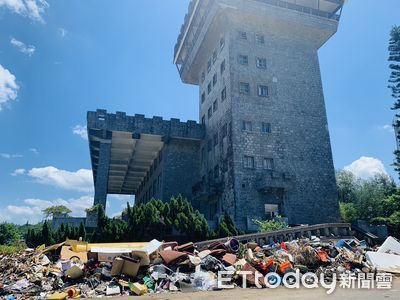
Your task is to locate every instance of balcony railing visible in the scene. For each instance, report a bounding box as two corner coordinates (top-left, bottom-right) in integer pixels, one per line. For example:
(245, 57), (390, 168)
(256, 0), (343, 21)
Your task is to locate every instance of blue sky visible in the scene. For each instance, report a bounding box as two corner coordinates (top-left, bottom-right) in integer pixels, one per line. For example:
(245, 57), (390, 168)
(0, 0), (399, 224)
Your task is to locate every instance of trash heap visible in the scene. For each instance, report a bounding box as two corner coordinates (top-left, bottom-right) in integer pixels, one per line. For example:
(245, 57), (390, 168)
(1, 236), (399, 299)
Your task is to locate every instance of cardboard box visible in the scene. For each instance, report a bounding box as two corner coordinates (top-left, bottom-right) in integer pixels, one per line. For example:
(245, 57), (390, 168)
(111, 257), (124, 276)
(121, 256), (140, 277)
(98, 252), (126, 263)
(60, 246), (88, 263)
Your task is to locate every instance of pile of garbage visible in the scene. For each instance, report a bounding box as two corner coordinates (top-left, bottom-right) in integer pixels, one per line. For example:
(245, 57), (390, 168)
(0, 235), (399, 299)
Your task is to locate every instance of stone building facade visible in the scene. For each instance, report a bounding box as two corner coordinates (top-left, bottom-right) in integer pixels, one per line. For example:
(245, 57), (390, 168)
(87, 0), (344, 230)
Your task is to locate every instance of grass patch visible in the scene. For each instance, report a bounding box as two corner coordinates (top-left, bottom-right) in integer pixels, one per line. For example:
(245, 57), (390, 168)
(0, 243), (27, 255)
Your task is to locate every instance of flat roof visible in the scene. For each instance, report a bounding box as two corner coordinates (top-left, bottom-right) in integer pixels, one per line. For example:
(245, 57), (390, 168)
(174, 0), (344, 64)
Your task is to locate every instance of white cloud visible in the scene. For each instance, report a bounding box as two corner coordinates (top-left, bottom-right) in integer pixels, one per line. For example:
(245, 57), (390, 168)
(0, 64), (19, 111)
(344, 156), (388, 180)
(11, 168), (26, 176)
(0, 0), (49, 23)
(29, 148), (38, 154)
(72, 125), (88, 140)
(0, 195), (93, 225)
(0, 152), (22, 158)
(58, 27), (68, 38)
(378, 124), (394, 133)
(27, 166), (94, 192)
(10, 38), (35, 56)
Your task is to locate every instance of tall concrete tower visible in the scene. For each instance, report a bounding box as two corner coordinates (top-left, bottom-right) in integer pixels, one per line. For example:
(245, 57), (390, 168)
(174, 0), (344, 230)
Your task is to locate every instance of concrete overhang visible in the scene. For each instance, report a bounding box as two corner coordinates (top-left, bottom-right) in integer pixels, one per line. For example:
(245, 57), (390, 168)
(87, 110), (204, 196)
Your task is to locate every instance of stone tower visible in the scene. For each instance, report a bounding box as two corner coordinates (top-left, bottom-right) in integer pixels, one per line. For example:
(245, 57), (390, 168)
(174, 0), (344, 230)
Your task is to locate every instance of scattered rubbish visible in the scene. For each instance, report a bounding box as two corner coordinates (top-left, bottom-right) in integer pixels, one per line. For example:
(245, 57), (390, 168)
(106, 285), (120, 296)
(1, 234), (400, 299)
(159, 250), (188, 265)
(377, 236), (400, 255)
(46, 291), (68, 300)
(120, 256), (140, 277)
(366, 251), (400, 274)
(130, 282), (147, 295)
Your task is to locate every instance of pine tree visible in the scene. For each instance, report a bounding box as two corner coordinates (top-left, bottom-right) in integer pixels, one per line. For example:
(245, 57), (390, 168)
(26, 229), (32, 247)
(215, 211), (239, 238)
(41, 221), (54, 246)
(64, 224), (71, 240)
(78, 222), (86, 240)
(389, 25), (400, 178)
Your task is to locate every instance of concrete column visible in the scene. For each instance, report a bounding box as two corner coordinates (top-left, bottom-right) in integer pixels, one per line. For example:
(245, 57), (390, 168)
(94, 142), (111, 207)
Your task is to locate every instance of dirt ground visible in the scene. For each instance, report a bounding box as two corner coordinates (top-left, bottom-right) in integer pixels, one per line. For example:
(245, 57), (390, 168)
(112, 279), (400, 300)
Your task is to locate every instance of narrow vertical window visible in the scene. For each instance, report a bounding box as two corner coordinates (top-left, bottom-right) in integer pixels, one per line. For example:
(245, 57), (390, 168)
(256, 34), (265, 44)
(258, 85), (269, 97)
(244, 156), (254, 168)
(239, 31), (247, 40)
(262, 122), (271, 133)
(256, 58), (267, 69)
(221, 87), (227, 101)
(220, 37), (225, 50)
(220, 59), (226, 74)
(213, 99), (218, 112)
(238, 54), (249, 65)
(263, 158), (274, 170)
(239, 82), (250, 95)
(242, 121), (252, 131)
(212, 50), (217, 64)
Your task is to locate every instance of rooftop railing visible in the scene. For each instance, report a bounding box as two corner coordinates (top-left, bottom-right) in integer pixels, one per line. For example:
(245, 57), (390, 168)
(174, 0), (343, 74)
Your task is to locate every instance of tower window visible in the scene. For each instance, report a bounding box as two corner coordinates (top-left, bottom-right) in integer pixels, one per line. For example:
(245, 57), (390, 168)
(220, 59), (226, 74)
(256, 34), (265, 44)
(261, 122), (271, 133)
(222, 123), (227, 138)
(258, 85), (269, 97)
(263, 158), (274, 170)
(220, 37), (225, 50)
(208, 139), (212, 151)
(201, 72), (205, 83)
(238, 54), (248, 65)
(244, 155), (254, 169)
(221, 87), (227, 101)
(201, 115), (205, 125)
(214, 165), (219, 179)
(208, 82), (212, 94)
(213, 73), (217, 86)
(208, 107), (212, 119)
(242, 120), (252, 131)
(239, 31), (247, 40)
(212, 50), (217, 64)
(213, 99), (218, 112)
(256, 58), (267, 69)
(214, 132), (218, 146)
(239, 82), (250, 95)
(207, 59), (211, 73)
(201, 92), (205, 103)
